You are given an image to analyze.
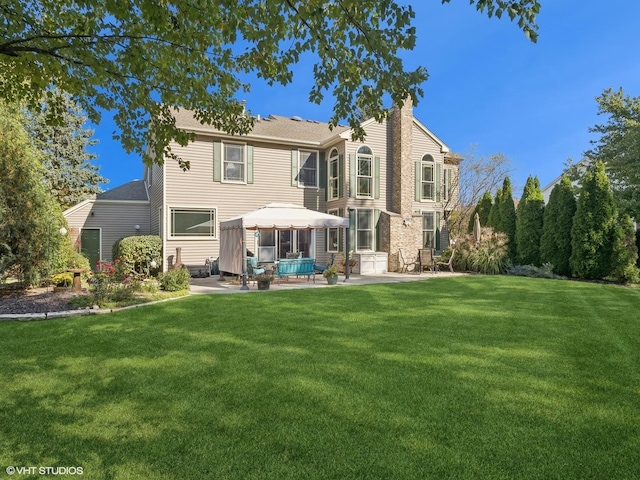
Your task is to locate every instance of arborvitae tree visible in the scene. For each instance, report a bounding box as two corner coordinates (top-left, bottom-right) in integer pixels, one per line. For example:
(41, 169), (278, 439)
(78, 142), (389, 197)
(611, 214), (639, 283)
(498, 177), (517, 260)
(516, 175), (545, 265)
(0, 102), (67, 285)
(25, 89), (107, 210)
(467, 191), (493, 233)
(570, 161), (618, 280)
(487, 188), (503, 230)
(540, 175), (576, 276)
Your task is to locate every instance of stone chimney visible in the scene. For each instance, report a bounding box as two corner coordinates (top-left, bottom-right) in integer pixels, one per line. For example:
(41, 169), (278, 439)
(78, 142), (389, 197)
(390, 97), (413, 215)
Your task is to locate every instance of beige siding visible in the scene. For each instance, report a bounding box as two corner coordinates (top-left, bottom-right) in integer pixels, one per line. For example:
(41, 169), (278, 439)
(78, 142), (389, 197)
(411, 122), (447, 214)
(148, 163), (164, 235)
(64, 201), (150, 263)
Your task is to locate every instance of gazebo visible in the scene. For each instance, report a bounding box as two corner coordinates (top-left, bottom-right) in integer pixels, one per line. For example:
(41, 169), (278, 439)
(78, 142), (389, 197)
(218, 203), (350, 289)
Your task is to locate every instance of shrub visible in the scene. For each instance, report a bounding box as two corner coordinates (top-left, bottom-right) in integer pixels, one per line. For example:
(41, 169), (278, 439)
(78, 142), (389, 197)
(507, 263), (566, 280)
(51, 272), (73, 287)
(539, 176), (576, 277)
(158, 267), (191, 292)
(611, 214), (639, 284)
(516, 176), (545, 266)
(112, 235), (162, 278)
(455, 227), (510, 275)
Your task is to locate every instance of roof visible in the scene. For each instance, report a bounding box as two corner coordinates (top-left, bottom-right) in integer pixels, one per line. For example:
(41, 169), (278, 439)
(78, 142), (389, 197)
(96, 180), (149, 202)
(172, 109), (350, 145)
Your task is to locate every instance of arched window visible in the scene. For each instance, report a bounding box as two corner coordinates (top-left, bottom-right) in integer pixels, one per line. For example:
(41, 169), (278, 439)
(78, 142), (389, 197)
(328, 148), (339, 200)
(357, 146), (373, 197)
(421, 154), (435, 201)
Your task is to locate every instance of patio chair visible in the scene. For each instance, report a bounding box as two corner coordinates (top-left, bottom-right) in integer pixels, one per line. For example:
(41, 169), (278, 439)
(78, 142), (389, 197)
(314, 253), (336, 274)
(418, 248), (435, 273)
(247, 256), (266, 284)
(436, 248), (456, 273)
(398, 248), (419, 273)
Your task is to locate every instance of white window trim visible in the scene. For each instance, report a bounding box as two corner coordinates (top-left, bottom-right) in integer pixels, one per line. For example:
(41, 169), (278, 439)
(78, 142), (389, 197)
(222, 141), (246, 184)
(298, 149), (320, 188)
(356, 146), (374, 199)
(328, 149), (339, 200)
(420, 154), (435, 202)
(168, 206), (218, 240)
(327, 208), (340, 253)
(355, 208), (375, 252)
(421, 210), (436, 248)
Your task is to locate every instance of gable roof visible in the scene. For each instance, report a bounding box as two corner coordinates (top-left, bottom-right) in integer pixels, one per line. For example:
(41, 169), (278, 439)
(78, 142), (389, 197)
(96, 180), (149, 202)
(172, 109), (349, 145)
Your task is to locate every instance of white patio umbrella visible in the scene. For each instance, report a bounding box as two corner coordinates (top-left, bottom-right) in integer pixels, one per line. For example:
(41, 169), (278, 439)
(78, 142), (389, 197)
(472, 212), (481, 244)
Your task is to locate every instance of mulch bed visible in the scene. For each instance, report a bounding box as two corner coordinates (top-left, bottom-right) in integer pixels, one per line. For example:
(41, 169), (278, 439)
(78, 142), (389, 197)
(0, 285), (88, 315)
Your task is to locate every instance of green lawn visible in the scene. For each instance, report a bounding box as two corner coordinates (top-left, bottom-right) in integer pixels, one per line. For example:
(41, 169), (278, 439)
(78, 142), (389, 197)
(1, 276), (639, 479)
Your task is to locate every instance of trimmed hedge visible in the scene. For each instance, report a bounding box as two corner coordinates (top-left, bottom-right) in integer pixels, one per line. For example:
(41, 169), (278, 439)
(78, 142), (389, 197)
(112, 235), (162, 277)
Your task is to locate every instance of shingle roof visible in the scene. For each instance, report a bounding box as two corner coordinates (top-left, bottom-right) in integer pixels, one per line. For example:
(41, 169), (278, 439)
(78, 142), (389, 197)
(172, 109), (350, 144)
(96, 180), (148, 202)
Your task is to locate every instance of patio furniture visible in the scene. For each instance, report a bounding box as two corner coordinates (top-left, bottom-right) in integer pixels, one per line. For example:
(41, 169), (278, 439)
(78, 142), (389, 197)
(398, 248), (419, 273)
(418, 248), (435, 273)
(436, 249), (456, 273)
(276, 257), (315, 282)
(314, 253), (336, 274)
(247, 256), (266, 284)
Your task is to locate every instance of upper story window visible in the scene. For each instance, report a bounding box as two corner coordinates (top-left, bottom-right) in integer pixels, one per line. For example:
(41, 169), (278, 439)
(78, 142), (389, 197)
(224, 143), (245, 182)
(298, 150), (318, 187)
(421, 154), (435, 201)
(328, 149), (339, 200)
(357, 146), (373, 198)
(170, 208), (216, 239)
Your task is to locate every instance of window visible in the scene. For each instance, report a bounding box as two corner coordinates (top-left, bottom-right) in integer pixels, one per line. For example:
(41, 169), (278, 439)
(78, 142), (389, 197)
(356, 209), (374, 250)
(327, 209), (340, 252)
(422, 212), (435, 248)
(421, 154), (435, 201)
(224, 143), (245, 182)
(298, 150), (318, 187)
(328, 149), (339, 199)
(357, 146), (373, 197)
(170, 208), (216, 238)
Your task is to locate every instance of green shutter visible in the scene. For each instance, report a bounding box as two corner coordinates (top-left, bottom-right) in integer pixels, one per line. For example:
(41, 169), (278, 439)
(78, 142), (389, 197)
(374, 156), (380, 199)
(435, 211), (441, 250)
(349, 153), (356, 198)
(374, 208), (381, 252)
(349, 208), (356, 251)
(338, 208), (344, 252)
(247, 145), (254, 184)
(338, 154), (344, 198)
(319, 151), (326, 191)
(436, 163), (442, 202)
(415, 161), (421, 201)
(213, 141), (222, 182)
(291, 150), (299, 186)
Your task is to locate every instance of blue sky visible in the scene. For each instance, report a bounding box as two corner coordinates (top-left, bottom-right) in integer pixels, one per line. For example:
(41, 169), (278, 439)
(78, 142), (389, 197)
(89, 0), (640, 198)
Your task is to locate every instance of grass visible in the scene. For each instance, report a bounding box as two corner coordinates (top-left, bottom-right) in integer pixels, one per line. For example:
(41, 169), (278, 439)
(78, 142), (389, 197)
(1, 276), (639, 479)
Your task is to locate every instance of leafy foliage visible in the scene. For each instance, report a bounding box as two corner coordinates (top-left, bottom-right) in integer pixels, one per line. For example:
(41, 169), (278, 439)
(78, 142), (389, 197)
(112, 235), (162, 277)
(611, 214), (639, 284)
(498, 177), (517, 260)
(468, 191), (493, 233)
(1, 1), (540, 169)
(455, 228), (510, 275)
(539, 176), (576, 276)
(487, 188), (503, 230)
(586, 88), (640, 220)
(507, 263), (566, 280)
(24, 89), (107, 210)
(570, 162), (617, 280)
(158, 267), (191, 292)
(516, 176), (545, 266)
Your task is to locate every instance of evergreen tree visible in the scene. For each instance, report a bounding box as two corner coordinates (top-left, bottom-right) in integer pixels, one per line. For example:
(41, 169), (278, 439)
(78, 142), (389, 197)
(487, 189), (503, 230)
(467, 191), (493, 233)
(516, 175), (545, 265)
(0, 101), (67, 285)
(498, 177), (517, 260)
(540, 175), (576, 276)
(570, 162), (618, 280)
(611, 214), (639, 283)
(25, 89), (107, 210)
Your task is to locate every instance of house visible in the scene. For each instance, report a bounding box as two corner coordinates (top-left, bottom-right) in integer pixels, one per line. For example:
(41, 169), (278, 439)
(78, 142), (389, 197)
(64, 99), (461, 273)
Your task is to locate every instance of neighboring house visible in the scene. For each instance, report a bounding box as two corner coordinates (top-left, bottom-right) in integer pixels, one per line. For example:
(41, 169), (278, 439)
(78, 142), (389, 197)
(64, 100), (461, 273)
(541, 159), (589, 204)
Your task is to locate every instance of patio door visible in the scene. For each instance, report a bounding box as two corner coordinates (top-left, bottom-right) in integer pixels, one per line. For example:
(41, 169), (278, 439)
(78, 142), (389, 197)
(257, 229), (315, 262)
(80, 228), (101, 271)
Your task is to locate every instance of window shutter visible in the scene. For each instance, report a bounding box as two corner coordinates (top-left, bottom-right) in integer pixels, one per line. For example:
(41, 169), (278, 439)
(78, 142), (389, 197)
(436, 163), (442, 202)
(374, 208), (381, 251)
(435, 211), (441, 250)
(415, 161), (421, 201)
(338, 208), (344, 252)
(338, 154), (344, 198)
(213, 141), (222, 182)
(349, 153), (356, 197)
(291, 150), (299, 186)
(247, 145), (254, 184)
(374, 156), (381, 199)
(319, 151), (326, 191)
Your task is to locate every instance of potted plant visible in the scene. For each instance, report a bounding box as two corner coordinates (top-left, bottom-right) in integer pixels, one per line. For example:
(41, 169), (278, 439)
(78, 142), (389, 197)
(51, 272), (73, 292)
(322, 264), (340, 285)
(339, 250), (358, 273)
(256, 273), (274, 290)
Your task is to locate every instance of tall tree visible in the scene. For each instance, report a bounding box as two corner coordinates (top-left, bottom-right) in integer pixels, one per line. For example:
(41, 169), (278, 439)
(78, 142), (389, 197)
(25, 89), (107, 210)
(0, 101), (66, 285)
(539, 175), (576, 276)
(468, 191), (493, 233)
(611, 214), (639, 284)
(570, 162), (617, 280)
(487, 188), (503, 231)
(586, 88), (640, 220)
(498, 177), (517, 260)
(0, 0), (540, 169)
(516, 175), (545, 265)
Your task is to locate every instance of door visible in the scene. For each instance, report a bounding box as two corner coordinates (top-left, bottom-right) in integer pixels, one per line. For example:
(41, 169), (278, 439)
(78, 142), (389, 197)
(81, 228), (101, 271)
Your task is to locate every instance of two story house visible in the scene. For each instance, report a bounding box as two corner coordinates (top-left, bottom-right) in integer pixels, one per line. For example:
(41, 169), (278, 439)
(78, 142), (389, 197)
(64, 100), (461, 273)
